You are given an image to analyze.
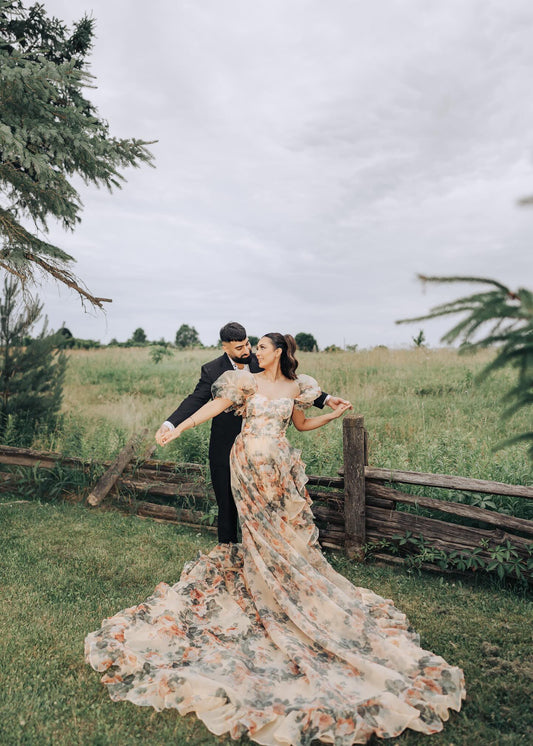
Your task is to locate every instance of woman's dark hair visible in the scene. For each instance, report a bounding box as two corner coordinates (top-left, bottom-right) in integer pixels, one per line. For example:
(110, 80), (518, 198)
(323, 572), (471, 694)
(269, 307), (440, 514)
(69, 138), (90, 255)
(263, 333), (299, 380)
(220, 321), (247, 343)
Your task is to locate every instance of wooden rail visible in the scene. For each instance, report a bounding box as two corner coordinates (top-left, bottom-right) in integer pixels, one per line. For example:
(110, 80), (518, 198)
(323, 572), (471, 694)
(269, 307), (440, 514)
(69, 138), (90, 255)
(366, 482), (533, 536)
(1, 416), (531, 581)
(364, 467), (533, 499)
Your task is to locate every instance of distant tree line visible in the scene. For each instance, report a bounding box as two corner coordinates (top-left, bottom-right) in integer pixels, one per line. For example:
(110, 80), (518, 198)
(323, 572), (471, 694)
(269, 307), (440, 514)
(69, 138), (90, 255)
(109, 328), (354, 353)
(24, 322), (362, 354)
(105, 324), (204, 349)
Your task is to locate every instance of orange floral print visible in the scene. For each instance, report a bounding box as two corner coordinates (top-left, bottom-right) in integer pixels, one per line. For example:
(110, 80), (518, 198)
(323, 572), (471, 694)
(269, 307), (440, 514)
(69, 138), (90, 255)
(85, 371), (465, 745)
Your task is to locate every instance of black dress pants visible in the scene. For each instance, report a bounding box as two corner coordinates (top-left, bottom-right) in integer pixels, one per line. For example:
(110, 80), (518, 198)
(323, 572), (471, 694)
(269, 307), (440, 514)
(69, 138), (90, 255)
(210, 463), (239, 543)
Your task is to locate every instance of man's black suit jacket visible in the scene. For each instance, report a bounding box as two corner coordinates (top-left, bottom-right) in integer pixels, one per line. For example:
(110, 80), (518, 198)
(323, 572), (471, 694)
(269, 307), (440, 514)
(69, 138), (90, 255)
(167, 353), (328, 467)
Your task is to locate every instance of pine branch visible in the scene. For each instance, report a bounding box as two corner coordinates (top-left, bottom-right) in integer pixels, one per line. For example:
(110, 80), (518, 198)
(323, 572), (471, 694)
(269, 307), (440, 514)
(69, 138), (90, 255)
(24, 252), (112, 309)
(496, 432), (533, 460)
(0, 1), (155, 308)
(418, 274), (512, 295)
(0, 212), (111, 308)
(0, 207), (73, 262)
(397, 275), (533, 460)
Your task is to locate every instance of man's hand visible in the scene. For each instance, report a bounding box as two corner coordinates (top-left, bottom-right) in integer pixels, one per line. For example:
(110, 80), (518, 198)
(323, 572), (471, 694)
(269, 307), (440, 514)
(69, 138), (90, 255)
(327, 396), (352, 411)
(155, 422), (173, 446)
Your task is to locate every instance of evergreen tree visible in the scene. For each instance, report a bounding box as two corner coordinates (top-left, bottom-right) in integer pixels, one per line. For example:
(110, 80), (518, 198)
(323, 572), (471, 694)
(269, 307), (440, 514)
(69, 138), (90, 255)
(175, 324), (201, 348)
(398, 275), (533, 458)
(0, 1), (154, 307)
(0, 277), (66, 444)
(295, 332), (318, 352)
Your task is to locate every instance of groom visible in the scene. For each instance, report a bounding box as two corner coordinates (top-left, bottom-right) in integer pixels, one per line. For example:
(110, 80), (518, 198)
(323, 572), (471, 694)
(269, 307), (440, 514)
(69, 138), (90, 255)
(155, 321), (346, 544)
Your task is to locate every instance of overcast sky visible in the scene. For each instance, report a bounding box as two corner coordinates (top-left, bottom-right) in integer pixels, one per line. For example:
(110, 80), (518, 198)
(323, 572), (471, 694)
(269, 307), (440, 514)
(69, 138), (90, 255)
(33, 0), (533, 348)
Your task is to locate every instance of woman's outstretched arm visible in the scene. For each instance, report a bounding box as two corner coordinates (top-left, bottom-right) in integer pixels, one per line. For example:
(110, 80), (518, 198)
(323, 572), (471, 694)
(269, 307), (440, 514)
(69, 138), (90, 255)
(292, 401), (352, 431)
(159, 397), (233, 445)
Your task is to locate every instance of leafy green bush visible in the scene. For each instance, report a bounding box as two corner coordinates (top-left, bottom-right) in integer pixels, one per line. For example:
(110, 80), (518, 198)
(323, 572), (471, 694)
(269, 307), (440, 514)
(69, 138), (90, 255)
(365, 531), (533, 587)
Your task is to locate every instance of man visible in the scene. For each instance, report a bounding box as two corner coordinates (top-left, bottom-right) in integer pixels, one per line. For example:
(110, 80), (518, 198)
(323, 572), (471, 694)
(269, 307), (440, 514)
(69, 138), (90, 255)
(155, 321), (348, 544)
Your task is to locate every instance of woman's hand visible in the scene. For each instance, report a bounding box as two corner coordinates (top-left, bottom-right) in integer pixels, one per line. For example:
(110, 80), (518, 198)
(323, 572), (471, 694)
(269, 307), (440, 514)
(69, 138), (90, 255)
(155, 423), (172, 445)
(293, 401), (353, 431)
(157, 399), (232, 447)
(328, 401), (353, 420)
(327, 396), (352, 410)
(159, 425), (184, 446)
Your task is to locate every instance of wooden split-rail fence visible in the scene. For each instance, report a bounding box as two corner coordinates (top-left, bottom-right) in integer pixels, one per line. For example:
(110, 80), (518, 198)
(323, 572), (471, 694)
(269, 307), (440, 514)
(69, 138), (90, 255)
(1, 416), (532, 578)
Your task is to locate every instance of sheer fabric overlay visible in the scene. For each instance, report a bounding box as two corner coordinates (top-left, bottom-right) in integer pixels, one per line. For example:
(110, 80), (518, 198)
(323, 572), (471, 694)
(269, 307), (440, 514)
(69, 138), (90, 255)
(85, 370), (465, 745)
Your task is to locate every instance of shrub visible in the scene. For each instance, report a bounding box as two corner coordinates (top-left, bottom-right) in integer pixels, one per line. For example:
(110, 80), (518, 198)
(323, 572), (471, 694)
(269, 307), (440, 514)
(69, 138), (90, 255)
(0, 278), (66, 446)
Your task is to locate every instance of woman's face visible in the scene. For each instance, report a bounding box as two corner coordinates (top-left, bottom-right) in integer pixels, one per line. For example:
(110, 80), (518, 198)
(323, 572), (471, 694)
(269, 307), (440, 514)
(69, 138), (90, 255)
(256, 336), (281, 369)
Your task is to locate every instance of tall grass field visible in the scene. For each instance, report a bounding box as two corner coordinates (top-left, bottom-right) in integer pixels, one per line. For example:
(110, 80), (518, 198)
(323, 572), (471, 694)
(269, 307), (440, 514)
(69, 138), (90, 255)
(36, 346), (532, 511)
(1, 346), (531, 745)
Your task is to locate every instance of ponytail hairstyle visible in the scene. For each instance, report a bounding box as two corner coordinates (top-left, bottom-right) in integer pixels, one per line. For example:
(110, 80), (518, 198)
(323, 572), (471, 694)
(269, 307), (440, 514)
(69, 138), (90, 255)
(263, 332), (299, 380)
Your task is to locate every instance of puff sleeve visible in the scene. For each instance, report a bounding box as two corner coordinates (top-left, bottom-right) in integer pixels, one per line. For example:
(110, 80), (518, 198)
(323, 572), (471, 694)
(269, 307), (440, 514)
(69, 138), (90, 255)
(211, 370), (257, 416)
(294, 374), (322, 410)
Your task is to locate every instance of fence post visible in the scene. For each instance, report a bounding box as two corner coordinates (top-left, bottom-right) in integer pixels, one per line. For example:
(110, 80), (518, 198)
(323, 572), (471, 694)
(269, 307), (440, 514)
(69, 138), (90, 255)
(87, 429), (147, 507)
(343, 415), (366, 560)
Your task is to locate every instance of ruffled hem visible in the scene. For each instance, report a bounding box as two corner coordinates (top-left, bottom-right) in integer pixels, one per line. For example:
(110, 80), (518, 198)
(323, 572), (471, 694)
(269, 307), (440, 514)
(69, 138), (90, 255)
(85, 541), (465, 746)
(86, 623), (464, 746)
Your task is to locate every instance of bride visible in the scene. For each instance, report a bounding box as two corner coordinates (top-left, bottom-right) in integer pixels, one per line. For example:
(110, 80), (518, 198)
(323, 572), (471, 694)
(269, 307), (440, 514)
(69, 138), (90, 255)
(85, 333), (465, 745)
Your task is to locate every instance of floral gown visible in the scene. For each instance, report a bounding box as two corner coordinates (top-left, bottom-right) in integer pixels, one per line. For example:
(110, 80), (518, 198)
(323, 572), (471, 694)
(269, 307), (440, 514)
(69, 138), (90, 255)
(85, 371), (465, 745)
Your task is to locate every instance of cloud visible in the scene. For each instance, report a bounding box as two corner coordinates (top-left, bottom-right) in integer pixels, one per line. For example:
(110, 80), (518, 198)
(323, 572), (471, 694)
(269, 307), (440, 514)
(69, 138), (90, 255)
(32, 0), (533, 349)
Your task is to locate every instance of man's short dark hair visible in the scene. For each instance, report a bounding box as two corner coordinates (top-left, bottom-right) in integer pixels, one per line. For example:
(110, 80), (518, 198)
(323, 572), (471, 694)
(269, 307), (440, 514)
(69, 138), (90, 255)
(220, 322), (247, 343)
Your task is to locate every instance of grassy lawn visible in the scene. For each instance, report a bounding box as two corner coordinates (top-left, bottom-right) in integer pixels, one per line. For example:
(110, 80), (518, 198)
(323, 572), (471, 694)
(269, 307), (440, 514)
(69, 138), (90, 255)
(1, 499), (531, 746)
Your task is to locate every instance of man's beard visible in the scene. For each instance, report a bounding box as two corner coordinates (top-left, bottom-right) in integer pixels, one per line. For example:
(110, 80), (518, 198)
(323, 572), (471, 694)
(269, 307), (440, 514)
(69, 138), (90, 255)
(230, 352), (252, 365)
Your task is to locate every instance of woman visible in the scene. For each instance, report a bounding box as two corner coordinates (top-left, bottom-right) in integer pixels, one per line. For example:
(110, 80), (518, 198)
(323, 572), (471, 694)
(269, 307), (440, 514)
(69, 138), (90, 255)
(85, 333), (465, 745)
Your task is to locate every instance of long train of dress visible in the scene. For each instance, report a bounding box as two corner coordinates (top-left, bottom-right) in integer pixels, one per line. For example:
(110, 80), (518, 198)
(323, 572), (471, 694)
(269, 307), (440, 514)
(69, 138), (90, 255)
(85, 371), (465, 745)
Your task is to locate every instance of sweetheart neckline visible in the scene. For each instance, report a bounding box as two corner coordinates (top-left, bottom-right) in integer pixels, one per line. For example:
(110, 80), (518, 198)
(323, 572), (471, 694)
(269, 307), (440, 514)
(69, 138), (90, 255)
(251, 392), (295, 404)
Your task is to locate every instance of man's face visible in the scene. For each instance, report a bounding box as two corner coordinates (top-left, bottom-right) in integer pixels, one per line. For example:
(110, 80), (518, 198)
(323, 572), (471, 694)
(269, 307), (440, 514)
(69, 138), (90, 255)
(222, 338), (252, 364)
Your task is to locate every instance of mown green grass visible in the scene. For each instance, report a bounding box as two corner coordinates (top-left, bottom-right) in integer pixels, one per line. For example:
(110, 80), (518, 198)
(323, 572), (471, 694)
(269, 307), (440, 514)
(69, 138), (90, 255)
(2, 347), (531, 744)
(1, 500), (531, 745)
